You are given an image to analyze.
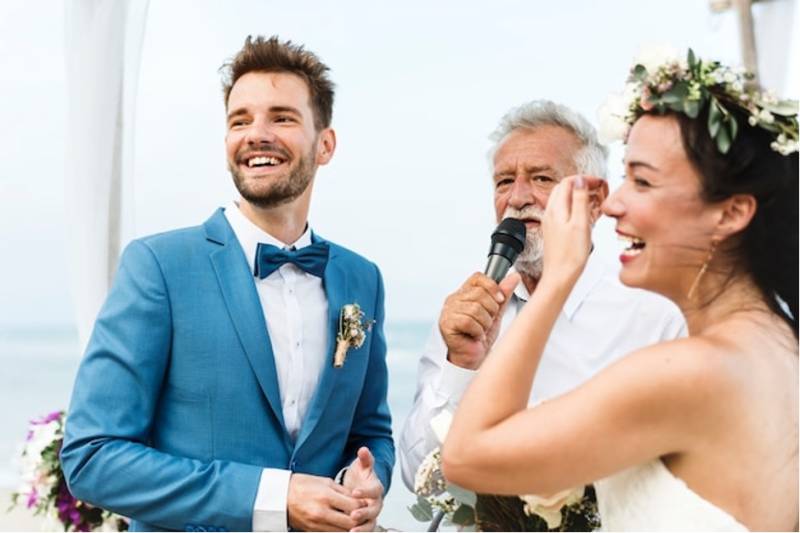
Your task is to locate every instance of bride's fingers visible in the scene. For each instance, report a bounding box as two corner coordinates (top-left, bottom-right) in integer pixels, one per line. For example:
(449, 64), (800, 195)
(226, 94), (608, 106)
(571, 176), (590, 228)
(547, 177), (573, 224)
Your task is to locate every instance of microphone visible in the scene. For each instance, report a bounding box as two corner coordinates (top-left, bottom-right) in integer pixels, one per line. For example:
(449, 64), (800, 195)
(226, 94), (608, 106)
(484, 218), (526, 282)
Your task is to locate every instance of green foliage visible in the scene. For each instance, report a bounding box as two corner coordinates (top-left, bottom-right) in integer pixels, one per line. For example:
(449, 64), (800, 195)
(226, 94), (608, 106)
(611, 47), (799, 155)
(452, 504), (477, 526)
(631, 64), (647, 82)
(448, 483), (477, 507)
(409, 496), (434, 522)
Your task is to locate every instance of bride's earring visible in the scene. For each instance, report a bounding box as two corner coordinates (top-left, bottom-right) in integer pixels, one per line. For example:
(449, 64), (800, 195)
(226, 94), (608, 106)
(687, 239), (718, 300)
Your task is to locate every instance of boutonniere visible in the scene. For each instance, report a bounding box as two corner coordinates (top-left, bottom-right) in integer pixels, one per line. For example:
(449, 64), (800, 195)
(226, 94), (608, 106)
(334, 303), (374, 368)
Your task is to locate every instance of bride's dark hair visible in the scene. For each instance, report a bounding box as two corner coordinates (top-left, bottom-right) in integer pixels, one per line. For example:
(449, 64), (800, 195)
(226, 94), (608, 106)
(669, 106), (798, 337)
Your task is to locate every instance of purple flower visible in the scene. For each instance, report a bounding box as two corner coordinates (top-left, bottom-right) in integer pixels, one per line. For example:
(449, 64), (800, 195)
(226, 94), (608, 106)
(32, 411), (63, 425)
(56, 481), (80, 527)
(25, 488), (38, 509)
(29, 412), (62, 428)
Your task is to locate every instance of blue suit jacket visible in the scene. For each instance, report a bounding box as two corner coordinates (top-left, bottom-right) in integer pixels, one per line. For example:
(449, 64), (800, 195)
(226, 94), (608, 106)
(61, 208), (394, 532)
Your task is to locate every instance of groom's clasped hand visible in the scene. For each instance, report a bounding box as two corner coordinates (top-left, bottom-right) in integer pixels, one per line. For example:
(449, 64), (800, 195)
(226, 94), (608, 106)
(287, 448), (382, 532)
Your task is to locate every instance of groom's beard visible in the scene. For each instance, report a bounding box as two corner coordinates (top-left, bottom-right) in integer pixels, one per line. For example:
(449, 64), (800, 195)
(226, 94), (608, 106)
(503, 205), (545, 279)
(229, 142), (317, 209)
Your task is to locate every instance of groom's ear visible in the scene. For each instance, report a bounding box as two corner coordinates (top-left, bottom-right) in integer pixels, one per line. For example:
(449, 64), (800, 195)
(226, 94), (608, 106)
(316, 128), (337, 166)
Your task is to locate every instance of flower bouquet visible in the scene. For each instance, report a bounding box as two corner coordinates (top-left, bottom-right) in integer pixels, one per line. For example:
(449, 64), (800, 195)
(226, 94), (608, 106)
(409, 411), (600, 531)
(10, 411), (129, 532)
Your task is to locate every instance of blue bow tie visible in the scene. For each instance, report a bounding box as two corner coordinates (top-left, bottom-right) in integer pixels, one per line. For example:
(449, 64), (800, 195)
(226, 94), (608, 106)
(254, 242), (330, 279)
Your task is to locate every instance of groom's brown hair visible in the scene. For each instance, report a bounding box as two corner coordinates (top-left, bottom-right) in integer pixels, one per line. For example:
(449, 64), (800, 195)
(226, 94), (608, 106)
(220, 35), (336, 131)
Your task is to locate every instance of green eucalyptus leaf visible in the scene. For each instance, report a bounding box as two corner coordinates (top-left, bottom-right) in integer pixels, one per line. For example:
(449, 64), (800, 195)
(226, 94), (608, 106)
(684, 98), (701, 118)
(661, 81), (689, 104)
(716, 123), (732, 154)
(761, 99), (799, 116)
(452, 504), (477, 526)
(668, 101), (684, 113)
(417, 495), (433, 509)
(632, 64), (647, 81)
(688, 48), (697, 70)
(409, 500), (433, 522)
(447, 484), (478, 507)
(728, 115), (739, 142)
(759, 121), (781, 133)
(708, 99), (723, 137)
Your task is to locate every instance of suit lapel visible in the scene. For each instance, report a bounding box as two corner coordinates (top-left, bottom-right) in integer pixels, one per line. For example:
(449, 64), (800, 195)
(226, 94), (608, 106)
(205, 209), (289, 440)
(295, 238), (347, 450)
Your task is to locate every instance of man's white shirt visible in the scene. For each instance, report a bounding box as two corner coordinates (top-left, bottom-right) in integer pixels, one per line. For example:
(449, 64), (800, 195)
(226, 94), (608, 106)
(398, 251), (688, 489)
(224, 202), (328, 531)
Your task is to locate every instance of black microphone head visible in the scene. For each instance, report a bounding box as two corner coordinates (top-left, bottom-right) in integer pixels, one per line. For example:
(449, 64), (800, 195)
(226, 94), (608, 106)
(484, 218), (526, 281)
(490, 218), (526, 255)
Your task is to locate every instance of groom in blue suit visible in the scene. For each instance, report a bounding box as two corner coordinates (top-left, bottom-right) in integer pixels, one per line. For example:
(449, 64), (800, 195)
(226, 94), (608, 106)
(61, 36), (394, 532)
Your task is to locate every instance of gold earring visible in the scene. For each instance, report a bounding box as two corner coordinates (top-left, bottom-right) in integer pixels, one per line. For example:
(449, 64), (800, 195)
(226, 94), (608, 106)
(687, 239), (718, 300)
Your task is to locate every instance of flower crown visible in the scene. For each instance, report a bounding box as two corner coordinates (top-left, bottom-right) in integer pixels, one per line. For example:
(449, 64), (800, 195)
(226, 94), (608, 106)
(598, 46), (799, 155)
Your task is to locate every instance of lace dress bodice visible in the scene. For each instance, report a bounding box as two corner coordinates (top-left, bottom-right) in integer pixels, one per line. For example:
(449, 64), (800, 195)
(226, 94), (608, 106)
(594, 459), (748, 531)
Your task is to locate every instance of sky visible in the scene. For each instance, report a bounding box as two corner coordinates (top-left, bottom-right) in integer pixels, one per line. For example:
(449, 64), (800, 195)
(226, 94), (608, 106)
(0, 0), (797, 330)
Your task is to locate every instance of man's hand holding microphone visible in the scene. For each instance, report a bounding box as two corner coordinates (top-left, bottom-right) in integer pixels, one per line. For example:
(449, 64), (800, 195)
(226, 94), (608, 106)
(439, 219), (525, 370)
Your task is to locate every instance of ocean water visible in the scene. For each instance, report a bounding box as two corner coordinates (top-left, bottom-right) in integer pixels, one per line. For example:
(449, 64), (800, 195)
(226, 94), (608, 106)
(0, 321), (432, 531)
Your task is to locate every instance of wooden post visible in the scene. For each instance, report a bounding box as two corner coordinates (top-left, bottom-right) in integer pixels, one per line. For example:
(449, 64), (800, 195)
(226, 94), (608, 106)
(734, 0), (760, 85)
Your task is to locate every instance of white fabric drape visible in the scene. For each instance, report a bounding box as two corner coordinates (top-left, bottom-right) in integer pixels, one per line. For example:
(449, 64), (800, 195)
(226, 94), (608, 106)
(64, 0), (149, 349)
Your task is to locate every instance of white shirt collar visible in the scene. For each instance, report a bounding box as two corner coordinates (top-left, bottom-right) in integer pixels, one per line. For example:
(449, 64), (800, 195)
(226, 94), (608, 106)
(512, 251), (608, 321)
(223, 201), (312, 275)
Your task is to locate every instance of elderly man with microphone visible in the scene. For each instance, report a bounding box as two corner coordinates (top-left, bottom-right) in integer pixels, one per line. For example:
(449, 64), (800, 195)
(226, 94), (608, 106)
(398, 100), (687, 493)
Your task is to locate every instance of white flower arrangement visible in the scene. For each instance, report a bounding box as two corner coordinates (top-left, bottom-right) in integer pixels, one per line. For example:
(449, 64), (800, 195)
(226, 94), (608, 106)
(11, 411), (128, 531)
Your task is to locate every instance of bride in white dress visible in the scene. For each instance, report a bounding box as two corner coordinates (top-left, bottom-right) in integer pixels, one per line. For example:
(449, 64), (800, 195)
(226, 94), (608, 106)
(442, 50), (798, 531)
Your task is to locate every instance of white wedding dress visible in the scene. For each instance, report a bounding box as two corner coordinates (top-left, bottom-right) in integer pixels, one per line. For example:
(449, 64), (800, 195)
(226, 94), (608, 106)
(594, 459), (749, 531)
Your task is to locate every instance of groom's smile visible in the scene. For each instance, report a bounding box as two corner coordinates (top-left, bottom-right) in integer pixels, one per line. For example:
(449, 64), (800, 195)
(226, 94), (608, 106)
(237, 148), (290, 176)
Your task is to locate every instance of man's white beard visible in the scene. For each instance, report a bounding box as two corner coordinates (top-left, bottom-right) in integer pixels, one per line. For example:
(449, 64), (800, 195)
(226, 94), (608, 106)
(503, 206), (544, 279)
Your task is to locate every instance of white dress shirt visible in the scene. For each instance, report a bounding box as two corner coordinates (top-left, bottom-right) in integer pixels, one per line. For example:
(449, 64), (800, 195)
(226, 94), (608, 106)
(398, 252), (688, 489)
(224, 202), (329, 531)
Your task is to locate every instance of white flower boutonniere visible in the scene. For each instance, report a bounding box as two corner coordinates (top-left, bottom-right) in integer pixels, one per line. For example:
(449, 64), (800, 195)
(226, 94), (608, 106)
(334, 303), (374, 368)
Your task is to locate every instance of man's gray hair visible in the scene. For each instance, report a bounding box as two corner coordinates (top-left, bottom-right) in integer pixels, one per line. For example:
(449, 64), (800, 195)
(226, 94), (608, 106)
(488, 100), (609, 178)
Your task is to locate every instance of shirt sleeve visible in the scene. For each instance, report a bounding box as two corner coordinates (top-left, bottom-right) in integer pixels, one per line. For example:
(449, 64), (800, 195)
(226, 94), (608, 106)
(397, 325), (477, 490)
(252, 468), (292, 531)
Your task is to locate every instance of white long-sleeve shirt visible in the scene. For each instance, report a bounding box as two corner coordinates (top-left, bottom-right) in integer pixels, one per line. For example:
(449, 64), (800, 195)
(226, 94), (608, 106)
(398, 252), (687, 489)
(225, 202), (328, 531)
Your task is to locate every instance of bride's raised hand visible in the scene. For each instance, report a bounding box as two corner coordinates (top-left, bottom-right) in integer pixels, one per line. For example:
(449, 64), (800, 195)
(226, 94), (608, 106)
(541, 175), (605, 285)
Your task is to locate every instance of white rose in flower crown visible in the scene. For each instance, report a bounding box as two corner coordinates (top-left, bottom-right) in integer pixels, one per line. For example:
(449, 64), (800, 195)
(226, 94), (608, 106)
(597, 82), (639, 145)
(634, 43), (680, 74)
(597, 96), (629, 145)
